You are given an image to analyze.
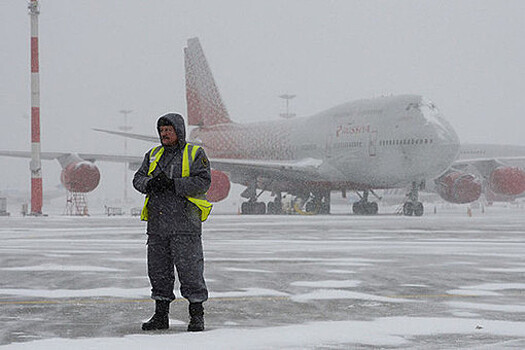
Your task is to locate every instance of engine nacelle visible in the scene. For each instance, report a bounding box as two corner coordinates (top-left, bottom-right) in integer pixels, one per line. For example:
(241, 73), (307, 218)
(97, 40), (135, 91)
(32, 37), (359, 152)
(435, 171), (482, 204)
(60, 161), (101, 193)
(489, 166), (525, 196)
(207, 169), (230, 202)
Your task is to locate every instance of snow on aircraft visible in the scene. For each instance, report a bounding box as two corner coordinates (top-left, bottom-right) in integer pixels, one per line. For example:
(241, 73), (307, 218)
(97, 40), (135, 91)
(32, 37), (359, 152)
(94, 37), (461, 216)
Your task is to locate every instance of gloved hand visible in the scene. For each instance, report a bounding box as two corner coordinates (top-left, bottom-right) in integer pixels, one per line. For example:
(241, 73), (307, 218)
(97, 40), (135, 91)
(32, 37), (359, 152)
(146, 172), (174, 194)
(156, 172), (174, 192)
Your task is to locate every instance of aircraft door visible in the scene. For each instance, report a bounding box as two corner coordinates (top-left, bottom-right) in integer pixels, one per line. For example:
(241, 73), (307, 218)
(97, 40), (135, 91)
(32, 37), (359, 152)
(325, 135), (334, 158)
(368, 130), (377, 156)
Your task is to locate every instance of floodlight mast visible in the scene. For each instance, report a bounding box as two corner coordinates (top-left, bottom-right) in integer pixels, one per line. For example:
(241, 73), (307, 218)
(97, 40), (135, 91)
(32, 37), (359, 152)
(28, 0), (43, 215)
(279, 94), (296, 119)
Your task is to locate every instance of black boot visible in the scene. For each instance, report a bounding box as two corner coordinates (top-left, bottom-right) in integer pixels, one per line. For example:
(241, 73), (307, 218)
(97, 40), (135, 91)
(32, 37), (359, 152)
(187, 302), (205, 332)
(142, 300), (170, 331)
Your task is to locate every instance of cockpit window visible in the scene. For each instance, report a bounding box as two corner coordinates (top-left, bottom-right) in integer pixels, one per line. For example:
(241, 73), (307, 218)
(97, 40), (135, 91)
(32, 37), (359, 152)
(405, 99), (439, 112)
(406, 103), (419, 111)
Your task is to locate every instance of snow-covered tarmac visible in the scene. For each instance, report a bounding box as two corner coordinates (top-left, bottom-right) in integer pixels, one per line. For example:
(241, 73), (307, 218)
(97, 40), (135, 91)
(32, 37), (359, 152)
(1, 205), (524, 349)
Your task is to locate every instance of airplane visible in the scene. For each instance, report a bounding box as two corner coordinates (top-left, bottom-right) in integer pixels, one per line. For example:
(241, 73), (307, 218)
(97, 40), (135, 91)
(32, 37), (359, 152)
(93, 37), (462, 216)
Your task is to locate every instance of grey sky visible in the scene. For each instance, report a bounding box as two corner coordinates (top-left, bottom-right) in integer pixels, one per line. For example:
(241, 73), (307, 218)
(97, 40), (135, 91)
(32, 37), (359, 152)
(0, 0), (524, 201)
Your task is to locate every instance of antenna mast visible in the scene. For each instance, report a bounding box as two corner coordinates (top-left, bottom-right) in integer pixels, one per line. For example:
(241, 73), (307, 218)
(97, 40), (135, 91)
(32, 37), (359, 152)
(28, 0), (43, 215)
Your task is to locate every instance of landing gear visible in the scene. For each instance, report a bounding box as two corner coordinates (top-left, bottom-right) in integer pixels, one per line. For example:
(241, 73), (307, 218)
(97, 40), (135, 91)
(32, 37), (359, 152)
(267, 192), (283, 214)
(293, 191), (331, 215)
(239, 179), (331, 215)
(403, 181), (424, 216)
(353, 201), (378, 215)
(241, 201), (266, 215)
(352, 190), (379, 215)
(240, 181), (267, 215)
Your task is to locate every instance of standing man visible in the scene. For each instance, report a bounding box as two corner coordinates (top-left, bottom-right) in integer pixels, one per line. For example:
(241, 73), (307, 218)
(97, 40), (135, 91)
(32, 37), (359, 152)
(133, 113), (211, 332)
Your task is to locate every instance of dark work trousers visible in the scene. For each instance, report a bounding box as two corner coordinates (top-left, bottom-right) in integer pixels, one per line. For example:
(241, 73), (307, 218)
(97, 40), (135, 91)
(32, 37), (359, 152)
(147, 234), (208, 303)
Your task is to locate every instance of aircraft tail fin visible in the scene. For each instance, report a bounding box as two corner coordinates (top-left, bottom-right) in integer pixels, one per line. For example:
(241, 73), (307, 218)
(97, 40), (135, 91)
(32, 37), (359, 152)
(184, 38), (231, 126)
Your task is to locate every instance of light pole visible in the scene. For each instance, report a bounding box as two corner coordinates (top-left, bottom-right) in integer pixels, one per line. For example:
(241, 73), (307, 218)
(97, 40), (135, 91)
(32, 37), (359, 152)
(28, 0), (43, 215)
(119, 110), (132, 203)
(279, 94), (296, 119)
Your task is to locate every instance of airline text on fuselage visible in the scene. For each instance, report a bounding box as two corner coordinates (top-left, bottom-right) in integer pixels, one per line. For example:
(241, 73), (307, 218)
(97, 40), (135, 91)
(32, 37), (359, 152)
(335, 124), (371, 138)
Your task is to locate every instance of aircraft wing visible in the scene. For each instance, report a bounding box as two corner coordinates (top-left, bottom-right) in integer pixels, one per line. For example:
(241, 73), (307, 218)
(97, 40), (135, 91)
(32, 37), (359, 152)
(0, 150), (67, 160)
(454, 156), (525, 168)
(0, 150), (142, 164)
(452, 143), (525, 175)
(210, 157), (325, 182)
(92, 128), (158, 143)
(93, 128), (207, 148)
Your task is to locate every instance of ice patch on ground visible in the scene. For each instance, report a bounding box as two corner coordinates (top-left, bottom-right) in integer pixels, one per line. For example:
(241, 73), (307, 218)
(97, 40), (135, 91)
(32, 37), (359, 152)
(446, 301), (525, 313)
(211, 288), (289, 299)
(451, 311), (481, 318)
(1, 317), (523, 350)
(222, 267), (272, 273)
(448, 283), (525, 296)
(448, 289), (501, 296)
(325, 269), (356, 274)
(480, 268), (525, 273)
(291, 289), (412, 303)
(0, 287), (150, 299)
(290, 280), (361, 288)
(1, 264), (123, 272)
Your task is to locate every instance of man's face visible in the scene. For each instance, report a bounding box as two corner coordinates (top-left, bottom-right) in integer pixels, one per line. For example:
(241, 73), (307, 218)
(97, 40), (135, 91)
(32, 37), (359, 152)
(159, 125), (178, 146)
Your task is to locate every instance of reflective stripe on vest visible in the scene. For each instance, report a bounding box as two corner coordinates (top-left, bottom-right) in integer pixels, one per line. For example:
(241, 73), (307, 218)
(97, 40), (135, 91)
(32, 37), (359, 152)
(141, 143), (212, 222)
(140, 146), (164, 221)
(182, 144), (213, 221)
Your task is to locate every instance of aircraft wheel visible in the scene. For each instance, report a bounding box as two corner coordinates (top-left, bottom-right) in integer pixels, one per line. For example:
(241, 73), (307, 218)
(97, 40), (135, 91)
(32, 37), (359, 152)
(305, 201), (319, 214)
(368, 202), (379, 215)
(256, 202), (266, 215)
(413, 202), (424, 217)
(267, 202), (275, 214)
(268, 201), (282, 215)
(320, 202), (330, 214)
(403, 202), (414, 216)
(241, 202), (266, 215)
(241, 202), (251, 215)
(352, 202), (362, 215)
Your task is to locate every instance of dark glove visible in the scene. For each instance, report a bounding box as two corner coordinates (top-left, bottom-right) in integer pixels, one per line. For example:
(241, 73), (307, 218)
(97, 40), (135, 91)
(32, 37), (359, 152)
(156, 172), (174, 192)
(146, 172), (174, 194)
(145, 177), (159, 194)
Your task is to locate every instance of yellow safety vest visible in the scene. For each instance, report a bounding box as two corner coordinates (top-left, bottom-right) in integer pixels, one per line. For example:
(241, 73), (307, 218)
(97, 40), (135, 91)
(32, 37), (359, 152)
(141, 143), (213, 222)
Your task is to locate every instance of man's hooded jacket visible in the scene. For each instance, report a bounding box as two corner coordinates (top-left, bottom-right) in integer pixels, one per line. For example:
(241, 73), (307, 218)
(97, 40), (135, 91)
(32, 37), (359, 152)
(133, 113), (211, 235)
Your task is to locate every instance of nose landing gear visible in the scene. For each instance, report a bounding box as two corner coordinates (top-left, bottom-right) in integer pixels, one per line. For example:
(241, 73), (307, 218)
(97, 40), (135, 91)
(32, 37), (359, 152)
(402, 181), (424, 216)
(240, 182), (267, 214)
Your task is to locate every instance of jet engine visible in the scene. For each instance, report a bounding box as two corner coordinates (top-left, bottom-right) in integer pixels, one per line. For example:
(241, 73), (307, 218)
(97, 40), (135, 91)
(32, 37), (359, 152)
(488, 166), (525, 196)
(60, 161), (101, 193)
(207, 169), (230, 202)
(435, 171), (482, 204)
